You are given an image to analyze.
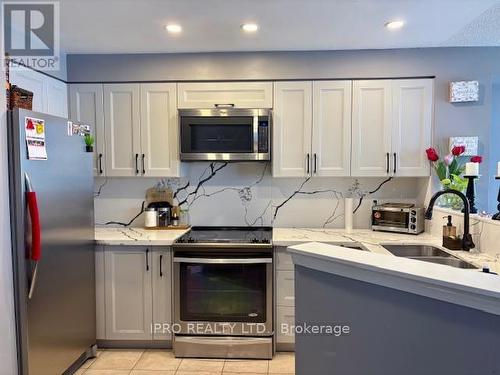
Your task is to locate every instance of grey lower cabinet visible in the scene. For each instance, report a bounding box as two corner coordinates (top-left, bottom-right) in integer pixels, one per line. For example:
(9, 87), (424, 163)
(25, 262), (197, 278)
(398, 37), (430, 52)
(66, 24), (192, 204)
(96, 245), (172, 344)
(275, 246), (295, 350)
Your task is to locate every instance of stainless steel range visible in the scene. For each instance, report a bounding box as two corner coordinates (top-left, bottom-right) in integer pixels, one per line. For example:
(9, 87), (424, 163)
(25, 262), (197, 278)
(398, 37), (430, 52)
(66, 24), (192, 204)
(172, 226), (273, 359)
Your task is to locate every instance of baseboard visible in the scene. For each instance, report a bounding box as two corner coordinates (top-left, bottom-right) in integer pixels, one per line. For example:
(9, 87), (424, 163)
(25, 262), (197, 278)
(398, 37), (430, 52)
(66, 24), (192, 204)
(97, 340), (172, 349)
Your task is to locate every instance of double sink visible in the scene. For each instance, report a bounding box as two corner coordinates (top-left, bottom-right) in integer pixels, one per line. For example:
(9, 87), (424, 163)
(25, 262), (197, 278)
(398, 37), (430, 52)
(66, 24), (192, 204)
(382, 244), (478, 269)
(336, 242), (478, 270)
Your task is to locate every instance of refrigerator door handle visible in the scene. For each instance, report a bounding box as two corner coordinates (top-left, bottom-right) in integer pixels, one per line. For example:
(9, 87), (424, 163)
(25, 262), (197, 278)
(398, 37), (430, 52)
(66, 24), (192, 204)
(135, 154), (139, 175)
(25, 173), (41, 299)
(25, 174), (41, 262)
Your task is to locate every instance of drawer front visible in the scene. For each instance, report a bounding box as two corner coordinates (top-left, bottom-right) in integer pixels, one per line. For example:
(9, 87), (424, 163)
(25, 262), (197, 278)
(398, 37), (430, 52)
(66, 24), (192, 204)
(275, 247), (294, 271)
(276, 270), (295, 307)
(276, 306), (295, 344)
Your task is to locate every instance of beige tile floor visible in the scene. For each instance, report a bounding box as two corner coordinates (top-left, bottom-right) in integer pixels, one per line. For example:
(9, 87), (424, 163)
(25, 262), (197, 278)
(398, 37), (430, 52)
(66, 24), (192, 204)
(75, 349), (295, 375)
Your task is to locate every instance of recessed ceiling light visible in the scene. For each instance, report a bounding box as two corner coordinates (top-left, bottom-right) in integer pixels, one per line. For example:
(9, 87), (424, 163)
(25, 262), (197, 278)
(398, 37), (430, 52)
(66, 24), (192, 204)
(241, 23), (259, 33)
(385, 20), (405, 30)
(165, 24), (182, 33)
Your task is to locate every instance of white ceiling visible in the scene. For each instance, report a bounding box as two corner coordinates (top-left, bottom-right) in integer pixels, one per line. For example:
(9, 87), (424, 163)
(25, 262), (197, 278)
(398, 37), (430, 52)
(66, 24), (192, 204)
(59, 0), (500, 54)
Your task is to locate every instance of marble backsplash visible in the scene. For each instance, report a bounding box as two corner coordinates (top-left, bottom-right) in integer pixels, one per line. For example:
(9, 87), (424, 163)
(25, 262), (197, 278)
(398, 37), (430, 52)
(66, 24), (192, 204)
(94, 162), (430, 229)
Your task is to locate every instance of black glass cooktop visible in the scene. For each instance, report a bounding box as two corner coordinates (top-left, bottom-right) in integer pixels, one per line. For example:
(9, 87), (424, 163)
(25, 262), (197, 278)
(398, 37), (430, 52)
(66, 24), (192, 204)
(175, 226), (272, 244)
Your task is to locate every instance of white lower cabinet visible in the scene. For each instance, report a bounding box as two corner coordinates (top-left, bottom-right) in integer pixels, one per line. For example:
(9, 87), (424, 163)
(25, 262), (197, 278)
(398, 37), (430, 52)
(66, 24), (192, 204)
(97, 246), (172, 342)
(152, 249), (172, 340)
(275, 247), (295, 348)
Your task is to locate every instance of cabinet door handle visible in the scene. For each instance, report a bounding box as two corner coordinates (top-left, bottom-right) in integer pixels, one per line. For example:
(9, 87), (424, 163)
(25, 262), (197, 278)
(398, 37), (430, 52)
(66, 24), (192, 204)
(306, 153), (310, 174)
(393, 153), (397, 174)
(135, 154), (139, 175)
(386, 153), (390, 174)
(142, 154), (146, 175)
(214, 103), (235, 108)
(159, 254), (163, 277)
(146, 249), (150, 271)
(98, 154), (103, 175)
(314, 153), (317, 174)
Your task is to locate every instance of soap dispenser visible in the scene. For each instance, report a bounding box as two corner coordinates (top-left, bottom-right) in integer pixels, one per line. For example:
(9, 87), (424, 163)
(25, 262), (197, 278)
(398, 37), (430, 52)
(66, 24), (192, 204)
(442, 215), (461, 250)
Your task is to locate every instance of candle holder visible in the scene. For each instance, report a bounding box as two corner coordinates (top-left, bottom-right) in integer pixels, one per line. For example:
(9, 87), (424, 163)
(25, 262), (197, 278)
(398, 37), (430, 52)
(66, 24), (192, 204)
(462, 175), (479, 214)
(493, 177), (500, 221)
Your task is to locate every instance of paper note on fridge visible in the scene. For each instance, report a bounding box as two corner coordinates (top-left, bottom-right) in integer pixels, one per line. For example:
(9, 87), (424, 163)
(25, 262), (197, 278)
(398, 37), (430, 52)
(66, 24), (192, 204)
(25, 117), (47, 160)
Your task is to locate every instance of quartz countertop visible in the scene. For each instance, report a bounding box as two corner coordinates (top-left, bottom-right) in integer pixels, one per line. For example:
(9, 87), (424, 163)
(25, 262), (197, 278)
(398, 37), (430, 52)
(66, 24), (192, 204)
(289, 241), (500, 316)
(94, 226), (499, 273)
(273, 228), (500, 273)
(95, 227), (189, 246)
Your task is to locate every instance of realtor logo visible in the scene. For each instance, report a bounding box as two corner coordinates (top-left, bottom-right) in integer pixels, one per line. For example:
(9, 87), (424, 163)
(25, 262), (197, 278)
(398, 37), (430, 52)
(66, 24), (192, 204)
(2, 1), (60, 70)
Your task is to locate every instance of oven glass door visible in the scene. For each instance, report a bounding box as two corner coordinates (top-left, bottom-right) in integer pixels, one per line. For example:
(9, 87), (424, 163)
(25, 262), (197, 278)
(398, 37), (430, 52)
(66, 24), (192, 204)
(372, 210), (409, 229)
(178, 260), (268, 323)
(181, 117), (254, 153)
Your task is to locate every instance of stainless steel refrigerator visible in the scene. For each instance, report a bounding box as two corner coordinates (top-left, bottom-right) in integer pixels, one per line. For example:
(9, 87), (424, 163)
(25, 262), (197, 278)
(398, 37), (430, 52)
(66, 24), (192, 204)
(8, 109), (96, 374)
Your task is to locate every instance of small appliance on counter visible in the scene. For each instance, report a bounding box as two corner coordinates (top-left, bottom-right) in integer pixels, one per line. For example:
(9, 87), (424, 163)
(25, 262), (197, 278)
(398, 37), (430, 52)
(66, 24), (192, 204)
(144, 186), (190, 229)
(372, 202), (425, 234)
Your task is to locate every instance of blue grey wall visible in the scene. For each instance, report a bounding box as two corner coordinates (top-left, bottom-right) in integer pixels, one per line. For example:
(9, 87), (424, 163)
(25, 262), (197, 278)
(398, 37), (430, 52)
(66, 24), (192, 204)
(67, 47), (500, 212)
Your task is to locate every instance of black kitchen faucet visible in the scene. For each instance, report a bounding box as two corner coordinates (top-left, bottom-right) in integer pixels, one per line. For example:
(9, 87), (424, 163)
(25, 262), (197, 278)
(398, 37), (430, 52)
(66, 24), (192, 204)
(425, 189), (475, 251)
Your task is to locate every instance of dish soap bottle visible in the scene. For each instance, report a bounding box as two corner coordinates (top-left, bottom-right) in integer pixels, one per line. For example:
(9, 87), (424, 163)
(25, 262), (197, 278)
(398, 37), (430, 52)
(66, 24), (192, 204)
(442, 215), (461, 250)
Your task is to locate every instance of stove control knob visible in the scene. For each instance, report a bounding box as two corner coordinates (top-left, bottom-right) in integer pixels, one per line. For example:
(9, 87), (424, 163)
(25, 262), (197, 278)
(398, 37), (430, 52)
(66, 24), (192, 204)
(251, 238), (259, 243)
(187, 238), (195, 243)
(410, 217), (416, 223)
(410, 224), (416, 230)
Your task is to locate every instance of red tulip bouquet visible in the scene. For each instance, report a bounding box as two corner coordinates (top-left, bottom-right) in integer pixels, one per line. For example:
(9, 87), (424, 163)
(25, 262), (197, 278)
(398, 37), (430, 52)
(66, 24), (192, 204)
(426, 146), (468, 207)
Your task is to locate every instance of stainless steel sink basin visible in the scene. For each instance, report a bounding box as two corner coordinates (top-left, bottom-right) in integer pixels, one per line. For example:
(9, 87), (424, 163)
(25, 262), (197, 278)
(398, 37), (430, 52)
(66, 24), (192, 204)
(383, 244), (452, 258)
(382, 244), (479, 269)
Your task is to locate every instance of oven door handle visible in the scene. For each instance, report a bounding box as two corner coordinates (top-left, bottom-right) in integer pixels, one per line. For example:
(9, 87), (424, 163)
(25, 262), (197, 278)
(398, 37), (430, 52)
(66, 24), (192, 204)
(173, 257), (272, 264)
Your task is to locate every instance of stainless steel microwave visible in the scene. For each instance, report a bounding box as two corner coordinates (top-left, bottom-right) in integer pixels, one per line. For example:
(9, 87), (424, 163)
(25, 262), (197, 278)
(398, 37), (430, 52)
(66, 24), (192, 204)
(179, 108), (271, 161)
(372, 203), (425, 235)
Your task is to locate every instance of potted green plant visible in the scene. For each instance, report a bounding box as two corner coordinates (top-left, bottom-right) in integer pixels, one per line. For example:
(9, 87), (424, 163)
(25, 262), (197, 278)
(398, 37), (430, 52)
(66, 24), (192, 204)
(426, 145), (468, 209)
(84, 134), (94, 153)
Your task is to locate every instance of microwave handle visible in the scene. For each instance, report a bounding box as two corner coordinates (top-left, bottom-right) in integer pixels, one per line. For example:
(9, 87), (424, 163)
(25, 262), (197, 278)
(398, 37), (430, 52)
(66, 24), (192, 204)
(214, 103), (235, 108)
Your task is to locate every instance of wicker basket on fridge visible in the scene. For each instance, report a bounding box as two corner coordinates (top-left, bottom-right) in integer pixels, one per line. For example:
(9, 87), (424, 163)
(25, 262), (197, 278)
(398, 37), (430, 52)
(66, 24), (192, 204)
(10, 85), (33, 110)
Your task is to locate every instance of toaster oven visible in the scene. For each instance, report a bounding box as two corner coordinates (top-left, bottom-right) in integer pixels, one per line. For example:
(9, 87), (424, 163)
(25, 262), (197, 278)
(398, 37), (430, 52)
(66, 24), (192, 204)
(372, 203), (425, 234)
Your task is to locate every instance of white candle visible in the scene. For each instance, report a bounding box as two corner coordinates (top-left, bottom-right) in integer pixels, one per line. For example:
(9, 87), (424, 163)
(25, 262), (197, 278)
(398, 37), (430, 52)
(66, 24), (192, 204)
(465, 162), (479, 176)
(497, 162), (500, 177)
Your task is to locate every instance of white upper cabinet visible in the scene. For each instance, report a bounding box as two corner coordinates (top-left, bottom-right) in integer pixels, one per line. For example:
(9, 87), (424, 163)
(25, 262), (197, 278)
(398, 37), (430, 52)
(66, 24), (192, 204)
(312, 81), (352, 177)
(178, 82), (273, 108)
(391, 79), (433, 177)
(70, 84), (105, 176)
(351, 80), (393, 177)
(10, 67), (46, 112)
(10, 67), (68, 117)
(351, 79), (433, 177)
(273, 81), (313, 177)
(103, 84), (142, 177)
(101, 83), (179, 178)
(45, 78), (68, 118)
(140, 83), (179, 177)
